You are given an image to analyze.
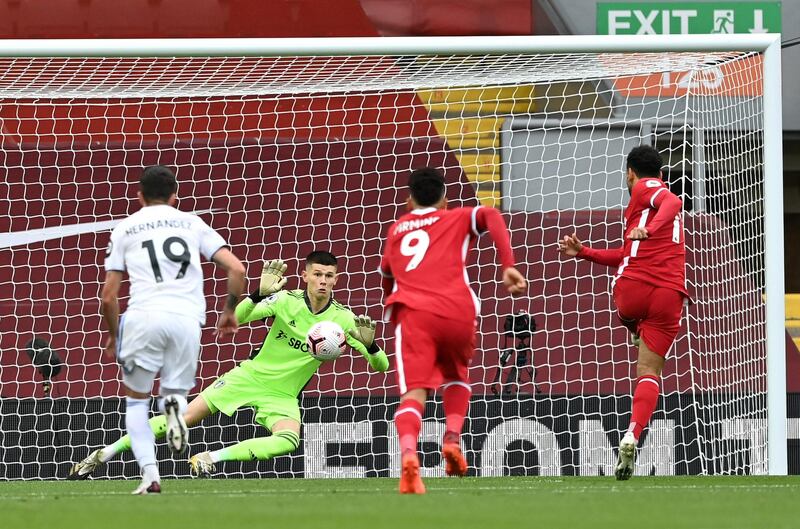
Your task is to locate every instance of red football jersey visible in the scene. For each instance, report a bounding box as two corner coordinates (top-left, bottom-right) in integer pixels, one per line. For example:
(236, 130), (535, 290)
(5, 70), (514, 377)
(616, 177), (688, 296)
(579, 177), (688, 297)
(380, 206), (484, 322)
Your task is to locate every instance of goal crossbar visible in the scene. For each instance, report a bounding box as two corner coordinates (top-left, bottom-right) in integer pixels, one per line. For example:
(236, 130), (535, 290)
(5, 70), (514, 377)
(0, 34), (782, 57)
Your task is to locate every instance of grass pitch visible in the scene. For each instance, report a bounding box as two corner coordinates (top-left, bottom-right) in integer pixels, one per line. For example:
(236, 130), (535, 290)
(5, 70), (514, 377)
(3, 476), (799, 529)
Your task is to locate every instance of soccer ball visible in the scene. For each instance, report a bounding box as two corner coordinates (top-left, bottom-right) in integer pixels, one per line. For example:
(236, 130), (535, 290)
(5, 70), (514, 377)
(306, 321), (346, 361)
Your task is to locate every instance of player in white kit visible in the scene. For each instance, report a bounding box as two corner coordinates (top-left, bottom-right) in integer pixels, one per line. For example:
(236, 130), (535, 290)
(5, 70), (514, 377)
(100, 165), (246, 494)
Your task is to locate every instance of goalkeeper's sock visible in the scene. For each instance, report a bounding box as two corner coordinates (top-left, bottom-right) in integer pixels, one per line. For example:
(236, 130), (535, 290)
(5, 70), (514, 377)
(394, 400), (424, 455)
(442, 381), (471, 438)
(627, 375), (660, 441)
(209, 430), (300, 462)
(100, 416), (168, 463)
(126, 397), (158, 479)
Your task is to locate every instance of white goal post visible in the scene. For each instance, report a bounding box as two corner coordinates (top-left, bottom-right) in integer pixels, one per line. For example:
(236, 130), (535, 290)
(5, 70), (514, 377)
(0, 34), (786, 478)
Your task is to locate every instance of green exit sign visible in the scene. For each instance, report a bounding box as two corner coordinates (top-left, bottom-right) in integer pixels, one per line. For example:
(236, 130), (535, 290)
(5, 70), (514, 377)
(597, 2), (781, 35)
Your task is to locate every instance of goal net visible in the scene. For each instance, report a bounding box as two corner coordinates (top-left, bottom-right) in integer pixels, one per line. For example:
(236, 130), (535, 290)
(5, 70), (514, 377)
(0, 36), (784, 479)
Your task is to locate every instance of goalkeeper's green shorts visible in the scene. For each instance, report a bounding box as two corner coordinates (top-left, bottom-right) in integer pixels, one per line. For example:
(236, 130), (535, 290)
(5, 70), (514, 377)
(200, 364), (301, 431)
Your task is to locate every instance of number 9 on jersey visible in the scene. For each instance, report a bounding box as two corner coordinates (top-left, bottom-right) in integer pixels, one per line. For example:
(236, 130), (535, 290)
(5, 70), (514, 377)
(400, 229), (430, 271)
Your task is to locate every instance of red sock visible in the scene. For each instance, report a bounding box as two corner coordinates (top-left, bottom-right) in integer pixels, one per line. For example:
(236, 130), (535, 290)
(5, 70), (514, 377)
(394, 400), (424, 455)
(442, 381), (471, 439)
(628, 375), (660, 440)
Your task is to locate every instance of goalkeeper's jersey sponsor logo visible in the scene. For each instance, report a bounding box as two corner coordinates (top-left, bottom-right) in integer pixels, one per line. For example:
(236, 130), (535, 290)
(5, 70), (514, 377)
(288, 337), (311, 353)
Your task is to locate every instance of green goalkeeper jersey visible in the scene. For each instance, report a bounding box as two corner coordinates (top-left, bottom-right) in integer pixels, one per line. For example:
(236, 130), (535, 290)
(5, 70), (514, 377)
(234, 289), (389, 398)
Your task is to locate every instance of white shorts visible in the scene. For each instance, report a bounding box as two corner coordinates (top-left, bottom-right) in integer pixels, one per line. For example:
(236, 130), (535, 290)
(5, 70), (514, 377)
(117, 310), (201, 393)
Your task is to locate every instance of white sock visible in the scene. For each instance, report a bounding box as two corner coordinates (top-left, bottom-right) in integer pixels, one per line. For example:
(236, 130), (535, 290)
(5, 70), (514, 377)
(126, 397), (159, 481)
(142, 463), (160, 484)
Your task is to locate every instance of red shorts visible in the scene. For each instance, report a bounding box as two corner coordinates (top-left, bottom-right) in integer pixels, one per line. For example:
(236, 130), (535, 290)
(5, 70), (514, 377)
(613, 276), (685, 357)
(392, 305), (475, 393)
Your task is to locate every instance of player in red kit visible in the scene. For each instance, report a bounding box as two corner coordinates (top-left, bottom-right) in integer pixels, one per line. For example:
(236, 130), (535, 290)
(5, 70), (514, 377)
(559, 145), (688, 481)
(380, 167), (527, 494)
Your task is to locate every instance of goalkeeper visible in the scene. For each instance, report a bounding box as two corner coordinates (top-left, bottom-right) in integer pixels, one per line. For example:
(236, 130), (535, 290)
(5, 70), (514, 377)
(69, 250), (389, 479)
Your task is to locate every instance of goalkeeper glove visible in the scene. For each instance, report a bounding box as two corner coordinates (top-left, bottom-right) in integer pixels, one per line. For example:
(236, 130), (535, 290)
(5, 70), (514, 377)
(348, 315), (376, 347)
(348, 316), (389, 373)
(260, 259), (288, 296)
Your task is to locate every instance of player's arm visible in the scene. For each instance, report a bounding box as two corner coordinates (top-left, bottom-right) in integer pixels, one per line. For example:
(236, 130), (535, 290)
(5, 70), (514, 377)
(346, 315), (390, 372)
(199, 221), (245, 336)
(474, 207), (526, 295)
(211, 248), (247, 335)
(101, 228), (126, 359)
(379, 238), (394, 299)
(558, 233), (624, 267)
(628, 188), (682, 240)
(100, 271), (123, 359)
(236, 289), (285, 324)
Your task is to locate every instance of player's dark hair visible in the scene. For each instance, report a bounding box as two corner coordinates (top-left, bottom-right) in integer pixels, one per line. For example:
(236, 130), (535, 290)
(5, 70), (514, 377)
(140, 165), (178, 203)
(306, 251), (338, 268)
(408, 166), (446, 207)
(626, 145), (663, 178)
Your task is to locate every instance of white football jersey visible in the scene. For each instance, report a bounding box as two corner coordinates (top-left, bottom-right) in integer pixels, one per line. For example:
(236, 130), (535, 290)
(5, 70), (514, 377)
(105, 204), (227, 324)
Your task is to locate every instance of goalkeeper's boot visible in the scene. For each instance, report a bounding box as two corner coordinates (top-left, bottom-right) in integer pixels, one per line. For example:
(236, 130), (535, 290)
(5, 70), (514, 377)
(615, 431), (637, 481)
(131, 480), (162, 495)
(189, 452), (216, 478)
(164, 395), (189, 454)
(399, 451), (426, 494)
(67, 449), (104, 480)
(442, 431), (468, 477)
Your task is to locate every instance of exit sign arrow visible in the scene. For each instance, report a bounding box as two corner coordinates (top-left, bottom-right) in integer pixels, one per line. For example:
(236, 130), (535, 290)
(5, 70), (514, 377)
(749, 9), (768, 33)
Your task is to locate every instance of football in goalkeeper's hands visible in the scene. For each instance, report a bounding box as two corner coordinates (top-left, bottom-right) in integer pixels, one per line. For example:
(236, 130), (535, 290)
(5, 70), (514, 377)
(306, 321), (346, 361)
